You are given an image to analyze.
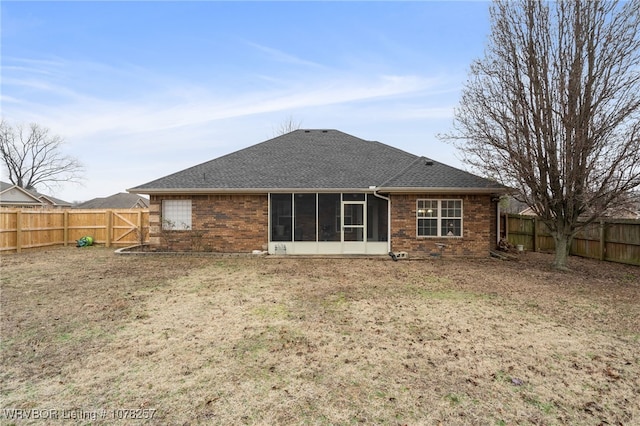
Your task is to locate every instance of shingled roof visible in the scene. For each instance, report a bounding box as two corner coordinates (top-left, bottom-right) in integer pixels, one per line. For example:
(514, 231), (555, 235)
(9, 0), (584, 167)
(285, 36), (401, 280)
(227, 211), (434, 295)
(75, 193), (149, 209)
(129, 129), (505, 194)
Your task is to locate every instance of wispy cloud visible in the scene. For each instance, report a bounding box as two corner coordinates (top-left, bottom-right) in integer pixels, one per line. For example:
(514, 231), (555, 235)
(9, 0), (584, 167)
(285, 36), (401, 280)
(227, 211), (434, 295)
(244, 41), (326, 69)
(2, 53), (463, 201)
(3, 55), (445, 140)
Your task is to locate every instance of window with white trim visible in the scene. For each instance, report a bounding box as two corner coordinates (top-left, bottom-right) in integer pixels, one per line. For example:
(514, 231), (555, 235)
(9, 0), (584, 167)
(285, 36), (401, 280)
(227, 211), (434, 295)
(417, 199), (462, 237)
(162, 199), (192, 230)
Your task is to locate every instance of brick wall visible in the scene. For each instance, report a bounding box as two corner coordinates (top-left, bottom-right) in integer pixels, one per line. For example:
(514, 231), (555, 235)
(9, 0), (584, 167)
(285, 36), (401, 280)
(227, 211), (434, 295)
(389, 193), (497, 257)
(149, 192), (498, 256)
(149, 194), (268, 252)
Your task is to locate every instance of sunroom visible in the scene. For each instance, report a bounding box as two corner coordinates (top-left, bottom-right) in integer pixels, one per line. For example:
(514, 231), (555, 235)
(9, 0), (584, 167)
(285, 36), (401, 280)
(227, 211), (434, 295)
(268, 192), (389, 255)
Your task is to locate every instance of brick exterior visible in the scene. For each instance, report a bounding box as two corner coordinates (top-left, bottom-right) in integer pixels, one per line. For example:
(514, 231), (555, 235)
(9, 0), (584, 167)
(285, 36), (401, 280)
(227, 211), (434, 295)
(149, 194), (268, 252)
(389, 193), (498, 257)
(149, 192), (497, 257)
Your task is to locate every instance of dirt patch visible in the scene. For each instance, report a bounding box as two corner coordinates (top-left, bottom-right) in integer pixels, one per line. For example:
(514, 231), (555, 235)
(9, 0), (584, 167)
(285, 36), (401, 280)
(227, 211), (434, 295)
(1, 248), (638, 425)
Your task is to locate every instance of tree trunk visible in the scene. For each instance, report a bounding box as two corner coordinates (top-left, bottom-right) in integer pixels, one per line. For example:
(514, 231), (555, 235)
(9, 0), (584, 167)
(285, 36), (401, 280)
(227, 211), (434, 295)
(552, 233), (572, 270)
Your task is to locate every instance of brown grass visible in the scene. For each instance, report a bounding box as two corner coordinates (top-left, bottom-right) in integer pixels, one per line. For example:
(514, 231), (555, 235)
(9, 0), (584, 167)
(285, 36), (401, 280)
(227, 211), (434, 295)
(1, 248), (639, 425)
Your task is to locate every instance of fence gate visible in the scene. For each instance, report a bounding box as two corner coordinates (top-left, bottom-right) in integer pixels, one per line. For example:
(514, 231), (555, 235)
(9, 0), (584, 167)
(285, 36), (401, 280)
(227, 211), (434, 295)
(111, 210), (143, 245)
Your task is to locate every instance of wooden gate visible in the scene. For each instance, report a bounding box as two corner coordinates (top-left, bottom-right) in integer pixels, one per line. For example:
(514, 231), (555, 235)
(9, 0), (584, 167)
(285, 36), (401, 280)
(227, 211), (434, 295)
(110, 210), (145, 246)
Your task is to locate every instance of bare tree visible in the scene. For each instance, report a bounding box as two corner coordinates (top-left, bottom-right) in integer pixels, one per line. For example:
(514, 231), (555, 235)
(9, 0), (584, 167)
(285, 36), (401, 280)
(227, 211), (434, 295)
(443, 0), (640, 269)
(272, 115), (303, 136)
(0, 120), (84, 191)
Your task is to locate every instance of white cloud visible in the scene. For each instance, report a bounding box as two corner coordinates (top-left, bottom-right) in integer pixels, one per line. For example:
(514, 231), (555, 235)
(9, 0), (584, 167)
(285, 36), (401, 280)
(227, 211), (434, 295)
(2, 54), (466, 202)
(4, 55), (446, 138)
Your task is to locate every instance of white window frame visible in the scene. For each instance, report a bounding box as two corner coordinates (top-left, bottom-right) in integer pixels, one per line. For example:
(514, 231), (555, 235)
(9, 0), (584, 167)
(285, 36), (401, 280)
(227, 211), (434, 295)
(416, 199), (463, 238)
(162, 199), (192, 230)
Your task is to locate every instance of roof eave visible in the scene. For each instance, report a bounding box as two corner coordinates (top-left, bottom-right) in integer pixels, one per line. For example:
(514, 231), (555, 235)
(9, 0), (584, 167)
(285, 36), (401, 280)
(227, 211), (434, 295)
(128, 187), (379, 195)
(378, 186), (509, 194)
(0, 201), (43, 206)
(129, 186), (508, 195)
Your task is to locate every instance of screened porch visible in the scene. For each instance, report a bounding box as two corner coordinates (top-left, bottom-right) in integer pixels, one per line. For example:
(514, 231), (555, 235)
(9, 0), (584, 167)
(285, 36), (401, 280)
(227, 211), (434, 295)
(268, 192), (389, 255)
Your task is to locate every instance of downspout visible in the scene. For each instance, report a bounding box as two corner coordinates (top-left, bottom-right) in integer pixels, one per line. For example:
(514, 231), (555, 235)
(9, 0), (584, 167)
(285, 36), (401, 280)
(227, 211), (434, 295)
(371, 188), (391, 254)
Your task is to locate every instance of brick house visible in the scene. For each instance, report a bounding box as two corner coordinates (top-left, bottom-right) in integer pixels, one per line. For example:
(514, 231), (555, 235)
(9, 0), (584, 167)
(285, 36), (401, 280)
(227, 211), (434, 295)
(128, 130), (506, 257)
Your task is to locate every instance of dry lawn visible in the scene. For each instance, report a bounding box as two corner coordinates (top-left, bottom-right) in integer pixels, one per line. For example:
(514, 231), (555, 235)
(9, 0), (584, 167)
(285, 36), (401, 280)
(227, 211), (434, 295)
(1, 247), (639, 425)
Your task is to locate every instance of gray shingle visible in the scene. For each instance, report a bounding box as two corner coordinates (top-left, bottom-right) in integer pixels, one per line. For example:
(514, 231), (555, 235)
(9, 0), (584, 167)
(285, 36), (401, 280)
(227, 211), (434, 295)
(129, 130), (504, 192)
(75, 193), (149, 209)
(380, 157), (504, 189)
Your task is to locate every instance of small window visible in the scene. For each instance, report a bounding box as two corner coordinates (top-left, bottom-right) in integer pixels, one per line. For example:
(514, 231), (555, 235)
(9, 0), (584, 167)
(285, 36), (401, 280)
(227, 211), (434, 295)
(162, 200), (192, 230)
(417, 199), (462, 237)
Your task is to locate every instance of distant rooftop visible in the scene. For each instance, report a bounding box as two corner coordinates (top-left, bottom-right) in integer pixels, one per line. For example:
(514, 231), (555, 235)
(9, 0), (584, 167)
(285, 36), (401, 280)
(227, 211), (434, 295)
(75, 192), (149, 209)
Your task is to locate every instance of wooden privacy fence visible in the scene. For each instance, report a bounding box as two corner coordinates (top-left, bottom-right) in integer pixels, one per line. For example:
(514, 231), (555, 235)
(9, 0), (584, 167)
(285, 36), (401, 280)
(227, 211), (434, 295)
(0, 209), (149, 252)
(502, 214), (640, 266)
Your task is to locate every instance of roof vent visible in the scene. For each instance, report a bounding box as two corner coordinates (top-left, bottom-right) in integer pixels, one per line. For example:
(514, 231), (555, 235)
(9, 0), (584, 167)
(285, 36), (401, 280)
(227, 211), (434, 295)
(322, 130), (328, 133)
(304, 130), (310, 133)
(425, 160), (434, 166)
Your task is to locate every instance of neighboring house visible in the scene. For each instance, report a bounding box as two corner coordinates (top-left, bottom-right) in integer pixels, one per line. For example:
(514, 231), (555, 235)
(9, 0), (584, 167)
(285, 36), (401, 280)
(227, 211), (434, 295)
(76, 193), (149, 209)
(128, 129), (507, 257)
(501, 196), (530, 215)
(0, 181), (72, 208)
(518, 206), (538, 216)
(606, 208), (640, 220)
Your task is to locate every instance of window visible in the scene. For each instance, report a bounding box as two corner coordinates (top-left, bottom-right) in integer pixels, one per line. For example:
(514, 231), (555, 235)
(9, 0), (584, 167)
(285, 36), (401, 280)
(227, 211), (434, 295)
(417, 199), (462, 237)
(162, 200), (192, 230)
(417, 200), (438, 236)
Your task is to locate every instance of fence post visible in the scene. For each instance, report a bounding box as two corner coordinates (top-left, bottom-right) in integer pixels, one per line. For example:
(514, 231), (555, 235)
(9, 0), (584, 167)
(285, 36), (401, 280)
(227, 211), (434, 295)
(533, 217), (538, 252)
(15, 210), (22, 253)
(63, 210), (69, 247)
(599, 220), (606, 261)
(105, 210), (112, 248)
(504, 213), (509, 241)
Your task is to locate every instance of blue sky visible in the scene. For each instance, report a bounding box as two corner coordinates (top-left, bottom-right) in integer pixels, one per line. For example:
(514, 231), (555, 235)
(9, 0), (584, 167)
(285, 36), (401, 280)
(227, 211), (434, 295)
(1, 1), (491, 202)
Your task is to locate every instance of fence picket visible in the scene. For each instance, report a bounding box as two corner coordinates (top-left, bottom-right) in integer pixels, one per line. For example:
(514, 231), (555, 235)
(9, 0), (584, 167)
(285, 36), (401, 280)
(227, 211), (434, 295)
(502, 214), (640, 266)
(0, 209), (149, 252)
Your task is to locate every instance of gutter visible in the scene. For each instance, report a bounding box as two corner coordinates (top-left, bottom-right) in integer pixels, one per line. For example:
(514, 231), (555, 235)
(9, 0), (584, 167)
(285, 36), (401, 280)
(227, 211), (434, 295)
(127, 187), (382, 195)
(127, 186), (508, 196)
(376, 187), (508, 195)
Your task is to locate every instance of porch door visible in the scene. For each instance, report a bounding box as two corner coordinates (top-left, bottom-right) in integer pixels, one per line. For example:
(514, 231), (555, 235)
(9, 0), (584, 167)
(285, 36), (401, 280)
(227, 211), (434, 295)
(342, 201), (366, 253)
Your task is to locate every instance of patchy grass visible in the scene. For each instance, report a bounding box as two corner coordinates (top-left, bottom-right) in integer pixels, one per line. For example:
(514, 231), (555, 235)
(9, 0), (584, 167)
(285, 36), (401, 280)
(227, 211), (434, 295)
(1, 247), (639, 425)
